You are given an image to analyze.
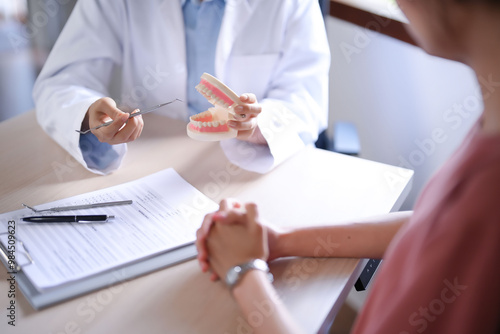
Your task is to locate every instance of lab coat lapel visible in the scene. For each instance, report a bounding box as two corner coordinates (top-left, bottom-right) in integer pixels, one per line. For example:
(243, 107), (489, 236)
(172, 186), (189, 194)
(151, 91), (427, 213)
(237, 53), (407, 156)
(216, 0), (256, 80)
(158, 0), (189, 117)
(158, 0), (186, 65)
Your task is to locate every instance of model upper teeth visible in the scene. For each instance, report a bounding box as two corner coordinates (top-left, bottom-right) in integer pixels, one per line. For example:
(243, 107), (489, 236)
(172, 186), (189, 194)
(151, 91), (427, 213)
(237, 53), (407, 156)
(195, 85), (231, 108)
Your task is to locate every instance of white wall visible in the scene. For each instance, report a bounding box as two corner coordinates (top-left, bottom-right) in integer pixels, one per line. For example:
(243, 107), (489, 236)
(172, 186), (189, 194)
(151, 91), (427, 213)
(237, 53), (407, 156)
(0, 21), (36, 121)
(326, 15), (484, 314)
(326, 17), (482, 210)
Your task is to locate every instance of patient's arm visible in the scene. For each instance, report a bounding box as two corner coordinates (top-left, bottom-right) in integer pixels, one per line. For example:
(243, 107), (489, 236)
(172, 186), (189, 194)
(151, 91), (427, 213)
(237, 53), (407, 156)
(196, 199), (412, 277)
(272, 211), (412, 260)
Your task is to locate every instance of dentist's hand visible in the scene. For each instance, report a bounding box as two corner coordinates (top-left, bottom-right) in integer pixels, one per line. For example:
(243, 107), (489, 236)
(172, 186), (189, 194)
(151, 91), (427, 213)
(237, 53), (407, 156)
(230, 94), (266, 144)
(81, 97), (144, 145)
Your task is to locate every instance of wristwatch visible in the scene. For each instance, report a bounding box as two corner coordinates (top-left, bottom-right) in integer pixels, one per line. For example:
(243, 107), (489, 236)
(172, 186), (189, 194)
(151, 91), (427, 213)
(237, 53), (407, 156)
(225, 259), (274, 289)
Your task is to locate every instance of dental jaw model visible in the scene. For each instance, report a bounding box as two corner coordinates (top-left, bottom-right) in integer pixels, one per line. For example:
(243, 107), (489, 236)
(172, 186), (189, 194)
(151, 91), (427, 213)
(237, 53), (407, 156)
(187, 73), (240, 141)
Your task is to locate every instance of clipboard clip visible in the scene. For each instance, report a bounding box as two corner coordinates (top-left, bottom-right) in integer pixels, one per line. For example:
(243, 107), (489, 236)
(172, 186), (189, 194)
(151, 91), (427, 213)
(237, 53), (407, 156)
(0, 232), (34, 273)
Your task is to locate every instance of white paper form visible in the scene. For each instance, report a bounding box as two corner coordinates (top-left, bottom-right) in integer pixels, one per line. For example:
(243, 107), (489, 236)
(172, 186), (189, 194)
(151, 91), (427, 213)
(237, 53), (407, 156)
(0, 168), (217, 290)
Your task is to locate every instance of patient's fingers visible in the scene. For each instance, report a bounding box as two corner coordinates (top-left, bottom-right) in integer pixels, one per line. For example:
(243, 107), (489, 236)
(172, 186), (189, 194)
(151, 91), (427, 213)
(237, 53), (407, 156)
(219, 198), (243, 211)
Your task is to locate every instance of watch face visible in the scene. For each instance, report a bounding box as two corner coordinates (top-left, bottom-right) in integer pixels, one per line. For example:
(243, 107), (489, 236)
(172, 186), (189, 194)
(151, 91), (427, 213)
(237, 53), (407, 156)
(226, 260), (270, 288)
(226, 265), (242, 286)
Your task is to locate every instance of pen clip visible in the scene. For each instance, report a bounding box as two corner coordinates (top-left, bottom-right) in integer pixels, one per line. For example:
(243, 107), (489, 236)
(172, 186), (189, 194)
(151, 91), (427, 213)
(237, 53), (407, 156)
(77, 215), (115, 223)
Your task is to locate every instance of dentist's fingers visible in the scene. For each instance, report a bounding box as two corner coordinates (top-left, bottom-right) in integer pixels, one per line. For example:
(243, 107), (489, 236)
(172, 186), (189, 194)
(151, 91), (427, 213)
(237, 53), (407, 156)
(233, 93), (261, 120)
(88, 98), (144, 144)
(240, 93), (257, 104)
(228, 117), (258, 131)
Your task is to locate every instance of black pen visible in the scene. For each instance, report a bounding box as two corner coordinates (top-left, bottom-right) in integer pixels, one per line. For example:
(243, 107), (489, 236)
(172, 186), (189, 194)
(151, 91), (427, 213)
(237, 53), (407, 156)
(22, 215), (115, 223)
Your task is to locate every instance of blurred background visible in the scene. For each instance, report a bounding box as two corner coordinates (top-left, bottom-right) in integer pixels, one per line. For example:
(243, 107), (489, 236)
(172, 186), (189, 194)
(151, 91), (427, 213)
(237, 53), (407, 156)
(0, 0), (75, 121)
(0, 0), (482, 332)
(0, 0), (479, 211)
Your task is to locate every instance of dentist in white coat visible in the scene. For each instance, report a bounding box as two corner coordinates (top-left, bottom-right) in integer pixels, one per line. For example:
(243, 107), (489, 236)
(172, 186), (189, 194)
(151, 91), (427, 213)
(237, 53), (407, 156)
(33, 0), (330, 175)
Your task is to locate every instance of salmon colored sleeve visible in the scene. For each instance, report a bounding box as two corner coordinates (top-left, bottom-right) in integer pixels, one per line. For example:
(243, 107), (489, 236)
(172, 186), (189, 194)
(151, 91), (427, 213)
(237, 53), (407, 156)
(352, 163), (500, 334)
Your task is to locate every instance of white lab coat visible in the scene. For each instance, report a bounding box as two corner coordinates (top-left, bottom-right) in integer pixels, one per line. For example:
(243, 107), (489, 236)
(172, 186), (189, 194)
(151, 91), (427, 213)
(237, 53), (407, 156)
(33, 0), (330, 175)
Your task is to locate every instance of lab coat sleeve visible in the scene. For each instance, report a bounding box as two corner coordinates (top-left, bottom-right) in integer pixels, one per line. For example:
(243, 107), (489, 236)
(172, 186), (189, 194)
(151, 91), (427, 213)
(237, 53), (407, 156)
(33, 0), (127, 175)
(221, 0), (330, 173)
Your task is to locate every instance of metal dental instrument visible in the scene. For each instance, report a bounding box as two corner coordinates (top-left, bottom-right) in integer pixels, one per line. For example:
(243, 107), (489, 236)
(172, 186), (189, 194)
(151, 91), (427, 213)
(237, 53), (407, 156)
(76, 98), (183, 134)
(22, 200), (133, 213)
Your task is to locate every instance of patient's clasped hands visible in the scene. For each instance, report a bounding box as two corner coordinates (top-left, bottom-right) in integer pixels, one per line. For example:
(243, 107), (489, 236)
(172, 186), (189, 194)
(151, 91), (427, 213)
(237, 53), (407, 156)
(195, 199), (278, 284)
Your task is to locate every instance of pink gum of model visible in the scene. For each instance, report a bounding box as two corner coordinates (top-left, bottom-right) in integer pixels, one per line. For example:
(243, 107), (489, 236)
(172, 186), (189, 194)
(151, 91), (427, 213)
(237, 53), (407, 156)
(187, 73), (241, 141)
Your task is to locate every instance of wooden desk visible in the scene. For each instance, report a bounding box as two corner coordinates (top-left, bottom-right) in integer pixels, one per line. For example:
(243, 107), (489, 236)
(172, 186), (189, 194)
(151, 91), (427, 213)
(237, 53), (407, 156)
(0, 111), (412, 334)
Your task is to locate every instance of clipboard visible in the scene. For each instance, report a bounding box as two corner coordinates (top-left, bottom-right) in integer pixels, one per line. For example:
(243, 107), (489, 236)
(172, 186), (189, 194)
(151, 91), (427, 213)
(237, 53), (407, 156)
(0, 168), (217, 310)
(0, 239), (197, 310)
